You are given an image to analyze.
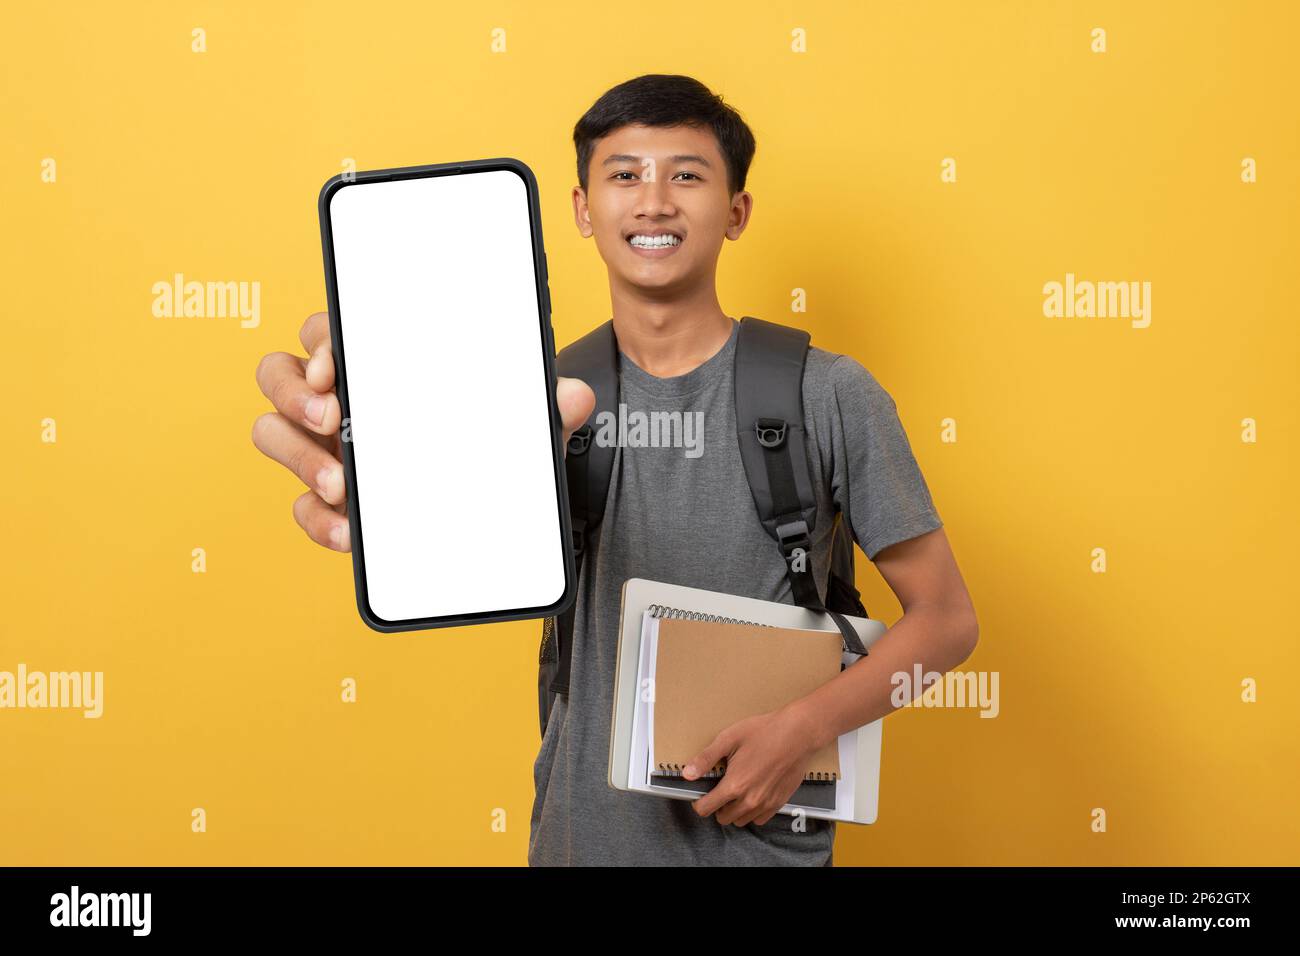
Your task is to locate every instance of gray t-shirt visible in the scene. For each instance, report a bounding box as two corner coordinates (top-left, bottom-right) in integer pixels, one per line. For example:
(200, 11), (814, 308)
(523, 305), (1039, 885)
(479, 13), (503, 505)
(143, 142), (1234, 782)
(528, 318), (943, 866)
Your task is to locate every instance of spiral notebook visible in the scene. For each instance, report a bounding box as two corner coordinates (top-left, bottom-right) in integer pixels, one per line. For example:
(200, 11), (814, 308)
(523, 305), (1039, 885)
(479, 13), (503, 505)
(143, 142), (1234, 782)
(649, 607), (844, 781)
(609, 578), (889, 824)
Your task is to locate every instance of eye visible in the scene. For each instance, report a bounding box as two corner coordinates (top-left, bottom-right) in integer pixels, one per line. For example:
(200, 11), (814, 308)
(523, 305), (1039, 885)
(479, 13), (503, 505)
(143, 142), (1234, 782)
(674, 171), (701, 181)
(611, 171), (637, 181)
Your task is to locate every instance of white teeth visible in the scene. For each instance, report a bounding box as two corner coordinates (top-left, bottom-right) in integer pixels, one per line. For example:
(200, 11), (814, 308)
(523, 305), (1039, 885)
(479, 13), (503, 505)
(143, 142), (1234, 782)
(628, 234), (681, 248)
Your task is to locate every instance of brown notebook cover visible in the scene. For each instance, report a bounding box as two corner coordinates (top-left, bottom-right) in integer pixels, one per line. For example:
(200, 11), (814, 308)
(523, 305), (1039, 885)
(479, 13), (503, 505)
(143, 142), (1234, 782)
(652, 616), (843, 780)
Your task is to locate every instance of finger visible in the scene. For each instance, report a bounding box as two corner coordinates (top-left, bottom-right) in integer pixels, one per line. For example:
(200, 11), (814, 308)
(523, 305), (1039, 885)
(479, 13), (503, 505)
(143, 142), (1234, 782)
(752, 809), (779, 827)
(717, 798), (756, 827)
(729, 802), (766, 828)
(304, 341), (335, 393)
(299, 311), (332, 357)
(691, 778), (737, 818)
(293, 490), (351, 552)
(255, 351), (341, 436)
(682, 732), (732, 781)
(556, 376), (595, 447)
(251, 412), (347, 505)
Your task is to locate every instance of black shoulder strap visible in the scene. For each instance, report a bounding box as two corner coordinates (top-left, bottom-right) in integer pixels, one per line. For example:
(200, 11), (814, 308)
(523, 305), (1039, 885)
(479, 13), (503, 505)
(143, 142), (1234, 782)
(734, 317), (818, 537)
(548, 320), (619, 695)
(734, 317), (867, 657)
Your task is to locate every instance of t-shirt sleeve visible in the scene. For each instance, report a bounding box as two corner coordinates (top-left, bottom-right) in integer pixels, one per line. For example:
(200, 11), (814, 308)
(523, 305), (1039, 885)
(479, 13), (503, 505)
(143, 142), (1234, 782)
(825, 354), (943, 561)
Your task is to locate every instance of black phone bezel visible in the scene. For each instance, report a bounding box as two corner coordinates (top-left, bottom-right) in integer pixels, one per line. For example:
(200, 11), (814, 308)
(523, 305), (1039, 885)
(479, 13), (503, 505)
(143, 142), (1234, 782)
(317, 157), (577, 633)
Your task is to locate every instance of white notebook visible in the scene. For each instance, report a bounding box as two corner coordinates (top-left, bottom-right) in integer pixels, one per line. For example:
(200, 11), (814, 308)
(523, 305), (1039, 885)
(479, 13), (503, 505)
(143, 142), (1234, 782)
(608, 577), (888, 824)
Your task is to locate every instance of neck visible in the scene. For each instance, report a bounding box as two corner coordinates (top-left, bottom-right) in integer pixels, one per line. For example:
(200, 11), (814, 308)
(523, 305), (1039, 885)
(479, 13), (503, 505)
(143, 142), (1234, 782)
(609, 285), (734, 378)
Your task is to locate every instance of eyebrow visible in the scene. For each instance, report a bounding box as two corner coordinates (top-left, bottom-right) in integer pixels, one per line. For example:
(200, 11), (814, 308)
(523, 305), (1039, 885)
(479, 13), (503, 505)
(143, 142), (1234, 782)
(601, 153), (713, 168)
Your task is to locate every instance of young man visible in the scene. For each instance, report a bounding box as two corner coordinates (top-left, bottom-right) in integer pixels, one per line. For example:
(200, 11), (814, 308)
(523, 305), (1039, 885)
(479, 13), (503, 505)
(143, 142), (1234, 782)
(253, 74), (978, 866)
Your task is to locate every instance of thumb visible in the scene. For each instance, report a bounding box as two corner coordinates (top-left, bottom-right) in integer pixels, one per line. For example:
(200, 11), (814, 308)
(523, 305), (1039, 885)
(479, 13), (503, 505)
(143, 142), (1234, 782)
(683, 730), (735, 781)
(557, 376), (596, 453)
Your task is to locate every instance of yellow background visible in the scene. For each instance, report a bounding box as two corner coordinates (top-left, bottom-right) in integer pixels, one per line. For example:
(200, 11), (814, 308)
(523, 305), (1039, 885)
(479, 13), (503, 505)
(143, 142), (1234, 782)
(3, 1), (1296, 865)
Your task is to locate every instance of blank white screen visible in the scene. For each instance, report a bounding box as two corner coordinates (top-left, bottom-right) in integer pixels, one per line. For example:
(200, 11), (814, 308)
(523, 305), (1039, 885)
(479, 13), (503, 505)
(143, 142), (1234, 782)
(328, 170), (565, 623)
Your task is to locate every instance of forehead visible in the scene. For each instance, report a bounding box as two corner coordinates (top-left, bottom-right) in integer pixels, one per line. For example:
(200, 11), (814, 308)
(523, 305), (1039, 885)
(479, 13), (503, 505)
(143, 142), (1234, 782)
(592, 123), (723, 164)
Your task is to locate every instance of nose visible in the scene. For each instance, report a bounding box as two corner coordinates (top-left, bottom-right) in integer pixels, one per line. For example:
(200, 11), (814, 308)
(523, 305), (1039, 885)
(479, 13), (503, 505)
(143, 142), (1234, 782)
(632, 170), (676, 219)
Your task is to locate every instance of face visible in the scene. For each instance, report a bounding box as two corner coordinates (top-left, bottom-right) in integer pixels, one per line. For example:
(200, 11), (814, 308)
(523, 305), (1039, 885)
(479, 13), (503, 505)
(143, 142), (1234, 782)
(572, 123), (752, 297)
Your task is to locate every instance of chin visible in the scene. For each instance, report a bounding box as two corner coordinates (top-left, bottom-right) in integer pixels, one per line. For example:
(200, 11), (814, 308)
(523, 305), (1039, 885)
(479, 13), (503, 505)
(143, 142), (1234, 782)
(621, 267), (687, 292)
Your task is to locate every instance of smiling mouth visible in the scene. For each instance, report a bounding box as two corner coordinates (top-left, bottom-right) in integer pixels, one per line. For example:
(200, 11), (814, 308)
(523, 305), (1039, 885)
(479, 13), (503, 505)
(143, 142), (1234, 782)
(625, 232), (684, 258)
(626, 233), (683, 249)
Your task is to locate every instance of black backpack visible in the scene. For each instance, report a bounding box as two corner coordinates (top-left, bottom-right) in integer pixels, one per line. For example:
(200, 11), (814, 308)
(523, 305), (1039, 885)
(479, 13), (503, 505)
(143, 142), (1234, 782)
(538, 316), (870, 736)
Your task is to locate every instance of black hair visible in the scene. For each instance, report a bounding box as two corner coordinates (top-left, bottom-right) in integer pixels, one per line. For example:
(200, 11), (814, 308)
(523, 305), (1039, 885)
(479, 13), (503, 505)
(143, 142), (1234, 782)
(573, 74), (757, 195)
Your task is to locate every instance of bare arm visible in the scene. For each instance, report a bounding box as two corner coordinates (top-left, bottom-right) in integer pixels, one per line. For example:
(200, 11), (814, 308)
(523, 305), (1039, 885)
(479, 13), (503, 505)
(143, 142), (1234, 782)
(687, 526), (978, 827)
(784, 526), (979, 751)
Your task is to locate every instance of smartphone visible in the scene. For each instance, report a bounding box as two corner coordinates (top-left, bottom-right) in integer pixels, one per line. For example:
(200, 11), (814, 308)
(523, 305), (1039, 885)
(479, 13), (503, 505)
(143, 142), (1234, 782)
(317, 158), (576, 632)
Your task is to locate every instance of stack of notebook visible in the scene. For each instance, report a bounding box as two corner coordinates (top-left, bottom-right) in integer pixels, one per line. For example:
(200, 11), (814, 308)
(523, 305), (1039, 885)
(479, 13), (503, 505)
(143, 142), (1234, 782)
(646, 611), (846, 810)
(612, 578), (886, 824)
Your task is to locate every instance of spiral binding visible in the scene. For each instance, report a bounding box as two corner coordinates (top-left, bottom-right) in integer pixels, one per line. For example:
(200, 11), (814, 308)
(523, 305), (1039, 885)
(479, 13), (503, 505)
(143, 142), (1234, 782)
(646, 604), (840, 782)
(646, 604), (772, 629)
(653, 761), (839, 782)
(654, 761), (726, 778)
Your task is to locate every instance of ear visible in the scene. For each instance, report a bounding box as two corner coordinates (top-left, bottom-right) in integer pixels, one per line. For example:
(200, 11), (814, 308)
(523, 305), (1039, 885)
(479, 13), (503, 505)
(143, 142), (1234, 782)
(572, 185), (593, 238)
(726, 190), (753, 241)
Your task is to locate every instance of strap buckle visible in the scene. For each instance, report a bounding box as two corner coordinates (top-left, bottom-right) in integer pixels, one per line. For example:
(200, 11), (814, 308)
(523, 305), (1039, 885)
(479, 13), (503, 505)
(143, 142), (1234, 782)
(568, 424), (593, 456)
(755, 418), (787, 449)
(571, 516), (587, 556)
(775, 517), (811, 560)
